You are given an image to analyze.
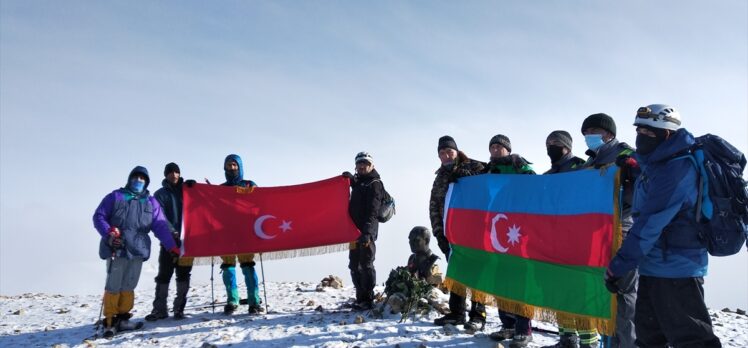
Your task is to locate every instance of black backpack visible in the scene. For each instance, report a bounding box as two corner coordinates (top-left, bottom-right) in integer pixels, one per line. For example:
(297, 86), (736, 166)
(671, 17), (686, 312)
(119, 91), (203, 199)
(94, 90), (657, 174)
(368, 179), (396, 223)
(679, 134), (748, 256)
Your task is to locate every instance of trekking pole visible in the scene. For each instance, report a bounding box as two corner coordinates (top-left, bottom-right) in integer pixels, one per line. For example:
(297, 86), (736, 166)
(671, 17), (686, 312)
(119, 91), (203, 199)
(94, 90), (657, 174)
(93, 227), (121, 336)
(210, 256), (215, 314)
(259, 253), (269, 313)
(93, 255), (115, 336)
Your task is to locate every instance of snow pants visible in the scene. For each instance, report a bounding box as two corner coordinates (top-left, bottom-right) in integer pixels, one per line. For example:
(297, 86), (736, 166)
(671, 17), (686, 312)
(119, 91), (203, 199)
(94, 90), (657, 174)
(221, 254), (260, 306)
(103, 257), (143, 327)
(349, 240), (376, 303)
(634, 276), (721, 348)
(152, 246), (193, 315)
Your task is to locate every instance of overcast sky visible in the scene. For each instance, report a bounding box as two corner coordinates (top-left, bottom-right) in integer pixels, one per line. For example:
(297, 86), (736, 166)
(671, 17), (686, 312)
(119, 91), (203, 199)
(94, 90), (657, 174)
(1, 1), (746, 310)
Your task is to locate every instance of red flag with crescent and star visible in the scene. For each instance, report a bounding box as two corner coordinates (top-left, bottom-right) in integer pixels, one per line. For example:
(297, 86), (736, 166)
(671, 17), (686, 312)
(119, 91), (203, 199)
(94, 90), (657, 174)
(180, 176), (360, 258)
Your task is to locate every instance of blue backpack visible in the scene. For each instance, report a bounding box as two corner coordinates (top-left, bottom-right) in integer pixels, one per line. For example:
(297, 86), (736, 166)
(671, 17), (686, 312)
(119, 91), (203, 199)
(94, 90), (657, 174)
(685, 134), (748, 256)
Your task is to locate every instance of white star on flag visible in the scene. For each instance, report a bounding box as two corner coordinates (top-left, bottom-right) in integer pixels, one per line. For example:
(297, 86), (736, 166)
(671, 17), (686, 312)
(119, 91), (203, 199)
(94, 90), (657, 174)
(507, 224), (522, 245)
(279, 220), (293, 233)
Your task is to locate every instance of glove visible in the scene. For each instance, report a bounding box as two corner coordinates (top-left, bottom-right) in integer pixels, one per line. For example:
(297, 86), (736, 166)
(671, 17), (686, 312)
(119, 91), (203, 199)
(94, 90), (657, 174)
(107, 227), (122, 248)
(172, 231), (182, 247)
(604, 268), (621, 294)
(185, 179), (197, 187)
(342, 171), (353, 180)
(357, 234), (371, 247)
(616, 154), (639, 170)
(169, 246), (181, 261)
(446, 172), (460, 184)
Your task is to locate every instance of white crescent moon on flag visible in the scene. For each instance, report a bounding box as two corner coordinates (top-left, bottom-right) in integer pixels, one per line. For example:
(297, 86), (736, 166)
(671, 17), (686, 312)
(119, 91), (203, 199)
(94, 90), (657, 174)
(490, 213), (509, 253)
(254, 215), (278, 240)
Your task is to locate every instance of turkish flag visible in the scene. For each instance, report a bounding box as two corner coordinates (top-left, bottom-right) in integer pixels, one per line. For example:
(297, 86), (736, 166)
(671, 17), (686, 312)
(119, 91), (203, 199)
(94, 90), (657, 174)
(182, 176), (360, 257)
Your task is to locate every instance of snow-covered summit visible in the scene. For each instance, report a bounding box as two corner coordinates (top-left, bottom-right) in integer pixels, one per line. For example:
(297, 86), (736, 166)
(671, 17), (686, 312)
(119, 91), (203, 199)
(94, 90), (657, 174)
(2, 281), (746, 347)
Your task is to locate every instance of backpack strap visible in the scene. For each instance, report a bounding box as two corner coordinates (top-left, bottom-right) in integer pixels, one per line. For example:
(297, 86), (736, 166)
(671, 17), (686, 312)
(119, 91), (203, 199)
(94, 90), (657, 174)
(670, 149), (712, 221)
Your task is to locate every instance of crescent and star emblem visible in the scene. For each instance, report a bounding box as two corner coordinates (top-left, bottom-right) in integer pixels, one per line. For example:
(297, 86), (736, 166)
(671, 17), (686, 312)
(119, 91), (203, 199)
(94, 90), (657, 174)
(254, 214), (293, 240)
(489, 213), (522, 253)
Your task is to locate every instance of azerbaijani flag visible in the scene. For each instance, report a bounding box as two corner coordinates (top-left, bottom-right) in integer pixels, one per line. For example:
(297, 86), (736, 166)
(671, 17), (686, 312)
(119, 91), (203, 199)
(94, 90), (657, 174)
(181, 176), (360, 261)
(443, 168), (621, 334)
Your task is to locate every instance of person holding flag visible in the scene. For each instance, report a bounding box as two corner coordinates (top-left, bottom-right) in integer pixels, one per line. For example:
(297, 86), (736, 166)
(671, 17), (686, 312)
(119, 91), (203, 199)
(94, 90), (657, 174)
(429, 136), (486, 332)
(540, 131), (595, 348)
(145, 162), (193, 321)
(344, 151), (384, 311)
(580, 113), (638, 348)
(481, 134), (536, 348)
(217, 154), (262, 315)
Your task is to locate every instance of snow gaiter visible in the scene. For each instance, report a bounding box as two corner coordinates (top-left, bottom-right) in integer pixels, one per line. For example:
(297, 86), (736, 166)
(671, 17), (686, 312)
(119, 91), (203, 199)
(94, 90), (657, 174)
(448, 292), (467, 318)
(151, 283), (169, 315)
(241, 265), (261, 306)
(118, 290), (135, 315)
(222, 266), (239, 305)
(173, 281), (189, 314)
(103, 291), (120, 327)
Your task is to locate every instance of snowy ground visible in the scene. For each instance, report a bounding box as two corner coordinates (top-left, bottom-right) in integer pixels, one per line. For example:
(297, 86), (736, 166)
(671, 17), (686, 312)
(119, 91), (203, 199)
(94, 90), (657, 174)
(1, 280), (746, 347)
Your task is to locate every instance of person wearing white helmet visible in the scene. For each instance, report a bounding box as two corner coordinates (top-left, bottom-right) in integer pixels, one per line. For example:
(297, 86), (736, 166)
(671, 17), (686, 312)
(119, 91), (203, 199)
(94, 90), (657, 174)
(606, 104), (721, 347)
(343, 151), (385, 311)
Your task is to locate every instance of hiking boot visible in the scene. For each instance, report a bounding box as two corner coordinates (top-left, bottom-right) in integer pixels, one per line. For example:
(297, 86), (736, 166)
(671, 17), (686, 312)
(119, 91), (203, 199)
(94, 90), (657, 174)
(248, 304), (264, 315)
(433, 313), (466, 326)
(102, 326), (117, 338)
(144, 310), (168, 322)
(463, 317), (485, 334)
(224, 303), (238, 315)
(351, 301), (373, 311)
(116, 317), (143, 332)
(542, 334), (580, 348)
(489, 327), (515, 341)
(508, 334), (533, 348)
(173, 280), (189, 319)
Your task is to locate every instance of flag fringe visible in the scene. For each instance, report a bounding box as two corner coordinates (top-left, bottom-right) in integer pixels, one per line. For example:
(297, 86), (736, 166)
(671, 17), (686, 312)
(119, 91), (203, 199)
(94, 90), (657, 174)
(184, 243), (351, 265)
(443, 277), (615, 336)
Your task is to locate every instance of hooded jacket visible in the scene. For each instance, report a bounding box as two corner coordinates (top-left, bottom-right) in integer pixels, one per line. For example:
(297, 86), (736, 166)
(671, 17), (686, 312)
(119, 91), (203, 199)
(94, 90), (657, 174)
(93, 166), (177, 260)
(222, 154), (257, 188)
(608, 128), (707, 278)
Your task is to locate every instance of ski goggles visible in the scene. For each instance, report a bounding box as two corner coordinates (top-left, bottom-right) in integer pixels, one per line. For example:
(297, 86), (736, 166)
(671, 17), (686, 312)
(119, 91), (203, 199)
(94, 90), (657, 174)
(635, 106), (681, 125)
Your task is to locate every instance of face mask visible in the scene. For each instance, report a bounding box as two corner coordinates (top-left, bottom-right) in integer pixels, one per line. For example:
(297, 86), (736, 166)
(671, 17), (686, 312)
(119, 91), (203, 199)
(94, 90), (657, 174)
(584, 134), (605, 151)
(547, 145), (565, 163)
(636, 134), (665, 155)
(129, 179), (145, 193)
(225, 169), (239, 180)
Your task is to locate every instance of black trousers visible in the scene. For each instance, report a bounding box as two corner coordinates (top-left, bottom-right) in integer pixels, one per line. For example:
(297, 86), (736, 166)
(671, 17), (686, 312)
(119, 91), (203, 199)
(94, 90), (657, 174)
(154, 246), (192, 284)
(635, 275), (721, 348)
(349, 240), (376, 303)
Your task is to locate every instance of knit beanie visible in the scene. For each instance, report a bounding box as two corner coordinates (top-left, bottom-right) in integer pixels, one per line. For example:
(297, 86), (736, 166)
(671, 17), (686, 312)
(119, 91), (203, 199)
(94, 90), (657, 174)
(489, 134), (512, 153)
(164, 162), (180, 177)
(437, 136), (459, 152)
(546, 130), (573, 151)
(581, 113), (617, 136)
